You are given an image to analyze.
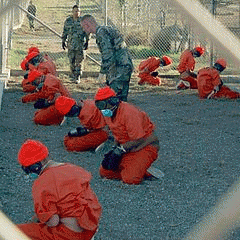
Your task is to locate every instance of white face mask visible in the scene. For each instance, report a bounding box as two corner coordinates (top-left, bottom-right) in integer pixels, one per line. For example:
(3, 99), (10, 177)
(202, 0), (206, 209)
(28, 173), (39, 180)
(101, 105), (117, 117)
(101, 109), (114, 117)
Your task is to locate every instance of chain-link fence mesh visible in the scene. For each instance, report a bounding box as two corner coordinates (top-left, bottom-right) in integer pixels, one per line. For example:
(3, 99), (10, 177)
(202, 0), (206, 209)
(1, 0), (240, 77)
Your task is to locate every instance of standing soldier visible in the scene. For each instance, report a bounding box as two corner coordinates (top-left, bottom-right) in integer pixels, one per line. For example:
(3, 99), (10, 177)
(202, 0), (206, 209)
(81, 15), (133, 102)
(62, 5), (89, 84)
(27, 0), (37, 31)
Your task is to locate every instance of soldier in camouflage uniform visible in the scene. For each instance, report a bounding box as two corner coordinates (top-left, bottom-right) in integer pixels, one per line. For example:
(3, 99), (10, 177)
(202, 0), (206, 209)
(27, 0), (36, 31)
(62, 5), (89, 84)
(81, 15), (133, 101)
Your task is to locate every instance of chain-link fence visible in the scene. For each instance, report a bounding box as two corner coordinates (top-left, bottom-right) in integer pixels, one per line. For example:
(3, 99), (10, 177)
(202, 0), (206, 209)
(2, 0), (240, 77)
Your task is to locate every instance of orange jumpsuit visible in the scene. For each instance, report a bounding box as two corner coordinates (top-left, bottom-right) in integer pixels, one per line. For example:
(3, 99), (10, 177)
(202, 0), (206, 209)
(21, 54), (57, 93)
(138, 57), (161, 86)
(100, 102), (158, 184)
(64, 99), (108, 152)
(17, 163), (102, 240)
(22, 74), (71, 125)
(197, 67), (240, 99)
(177, 49), (198, 89)
(22, 78), (37, 93)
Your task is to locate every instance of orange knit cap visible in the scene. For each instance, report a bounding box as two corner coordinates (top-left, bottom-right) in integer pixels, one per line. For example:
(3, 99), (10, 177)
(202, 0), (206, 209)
(194, 46), (205, 56)
(94, 86), (116, 101)
(162, 56), (173, 66)
(26, 51), (39, 61)
(55, 96), (76, 115)
(28, 47), (40, 55)
(28, 69), (43, 82)
(18, 139), (49, 167)
(215, 58), (227, 69)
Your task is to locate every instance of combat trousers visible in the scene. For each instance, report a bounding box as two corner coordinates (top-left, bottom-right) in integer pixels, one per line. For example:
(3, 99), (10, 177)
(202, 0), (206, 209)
(106, 65), (133, 102)
(68, 49), (84, 80)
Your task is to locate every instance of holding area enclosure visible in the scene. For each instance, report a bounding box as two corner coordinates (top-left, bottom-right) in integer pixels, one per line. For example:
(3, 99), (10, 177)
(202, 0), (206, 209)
(2, 0), (240, 239)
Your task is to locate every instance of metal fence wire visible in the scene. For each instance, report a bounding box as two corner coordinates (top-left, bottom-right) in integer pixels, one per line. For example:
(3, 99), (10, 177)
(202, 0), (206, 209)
(1, 0), (240, 77)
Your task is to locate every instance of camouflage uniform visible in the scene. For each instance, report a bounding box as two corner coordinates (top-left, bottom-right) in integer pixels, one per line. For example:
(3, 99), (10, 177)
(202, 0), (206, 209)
(27, 3), (36, 30)
(62, 16), (89, 80)
(96, 26), (133, 101)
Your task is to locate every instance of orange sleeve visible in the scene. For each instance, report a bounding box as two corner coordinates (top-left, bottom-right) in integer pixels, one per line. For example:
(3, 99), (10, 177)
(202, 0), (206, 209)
(177, 50), (195, 73)
(138, 57), (160, 73)
(32, 174), (58, 223)
(121, 104), (154, 141)
(79, 100), (106, 129)
(211, 69), (222, 87)
(38, 61), (57, 76)
(43, 76), (61, 100)
(22, 91), (46, 103)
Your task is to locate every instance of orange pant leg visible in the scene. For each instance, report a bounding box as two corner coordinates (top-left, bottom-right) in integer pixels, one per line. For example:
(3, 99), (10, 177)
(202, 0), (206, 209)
(99, 166), (122, 180)
(213, 85), (240, 99)
(180, 73), (198, 89)
(138, 73), (161, 86)
(99, 145), (158, 185)
(34, 105), (64, 125)
(64, 129), (108, 152)
(18, 223), (96, 240)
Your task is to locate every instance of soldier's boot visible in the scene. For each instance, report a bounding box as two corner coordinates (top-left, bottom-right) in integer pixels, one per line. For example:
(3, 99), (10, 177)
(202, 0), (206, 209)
(75, 67), (81, 84)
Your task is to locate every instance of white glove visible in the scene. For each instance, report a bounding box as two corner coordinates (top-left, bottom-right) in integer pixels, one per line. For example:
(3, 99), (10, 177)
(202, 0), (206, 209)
(97, 73), (106, 84)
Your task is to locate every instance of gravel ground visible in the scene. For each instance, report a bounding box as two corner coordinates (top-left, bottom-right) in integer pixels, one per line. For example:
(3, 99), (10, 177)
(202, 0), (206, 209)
(1, 79), (240, 239)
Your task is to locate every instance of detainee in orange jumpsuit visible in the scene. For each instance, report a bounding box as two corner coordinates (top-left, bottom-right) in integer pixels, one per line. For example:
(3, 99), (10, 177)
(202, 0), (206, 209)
(197, 58), (240, 99)
(21, 46), (57, 92)
(22, 69), (71, 125)
(138, 56), (173, 86)
(55, 96), (109, 152)
(94, 86), (160, 185)
(176, 46), (205, 90)
(17, 139), (102, 240)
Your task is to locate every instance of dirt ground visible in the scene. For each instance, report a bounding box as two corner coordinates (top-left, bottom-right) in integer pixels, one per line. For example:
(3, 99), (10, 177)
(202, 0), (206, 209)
(1, 76), (240, 240)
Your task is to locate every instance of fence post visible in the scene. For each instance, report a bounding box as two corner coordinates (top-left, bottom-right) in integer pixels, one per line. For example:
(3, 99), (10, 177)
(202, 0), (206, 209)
(210, 0), (216, 66)
(104, 0), (107, 26)
(0, 0), (3, 74)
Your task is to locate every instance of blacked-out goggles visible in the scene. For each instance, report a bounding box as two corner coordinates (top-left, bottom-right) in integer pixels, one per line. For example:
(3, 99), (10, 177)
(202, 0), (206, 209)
(22, 162), (43, 175)
(95, 97), (120, 110)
